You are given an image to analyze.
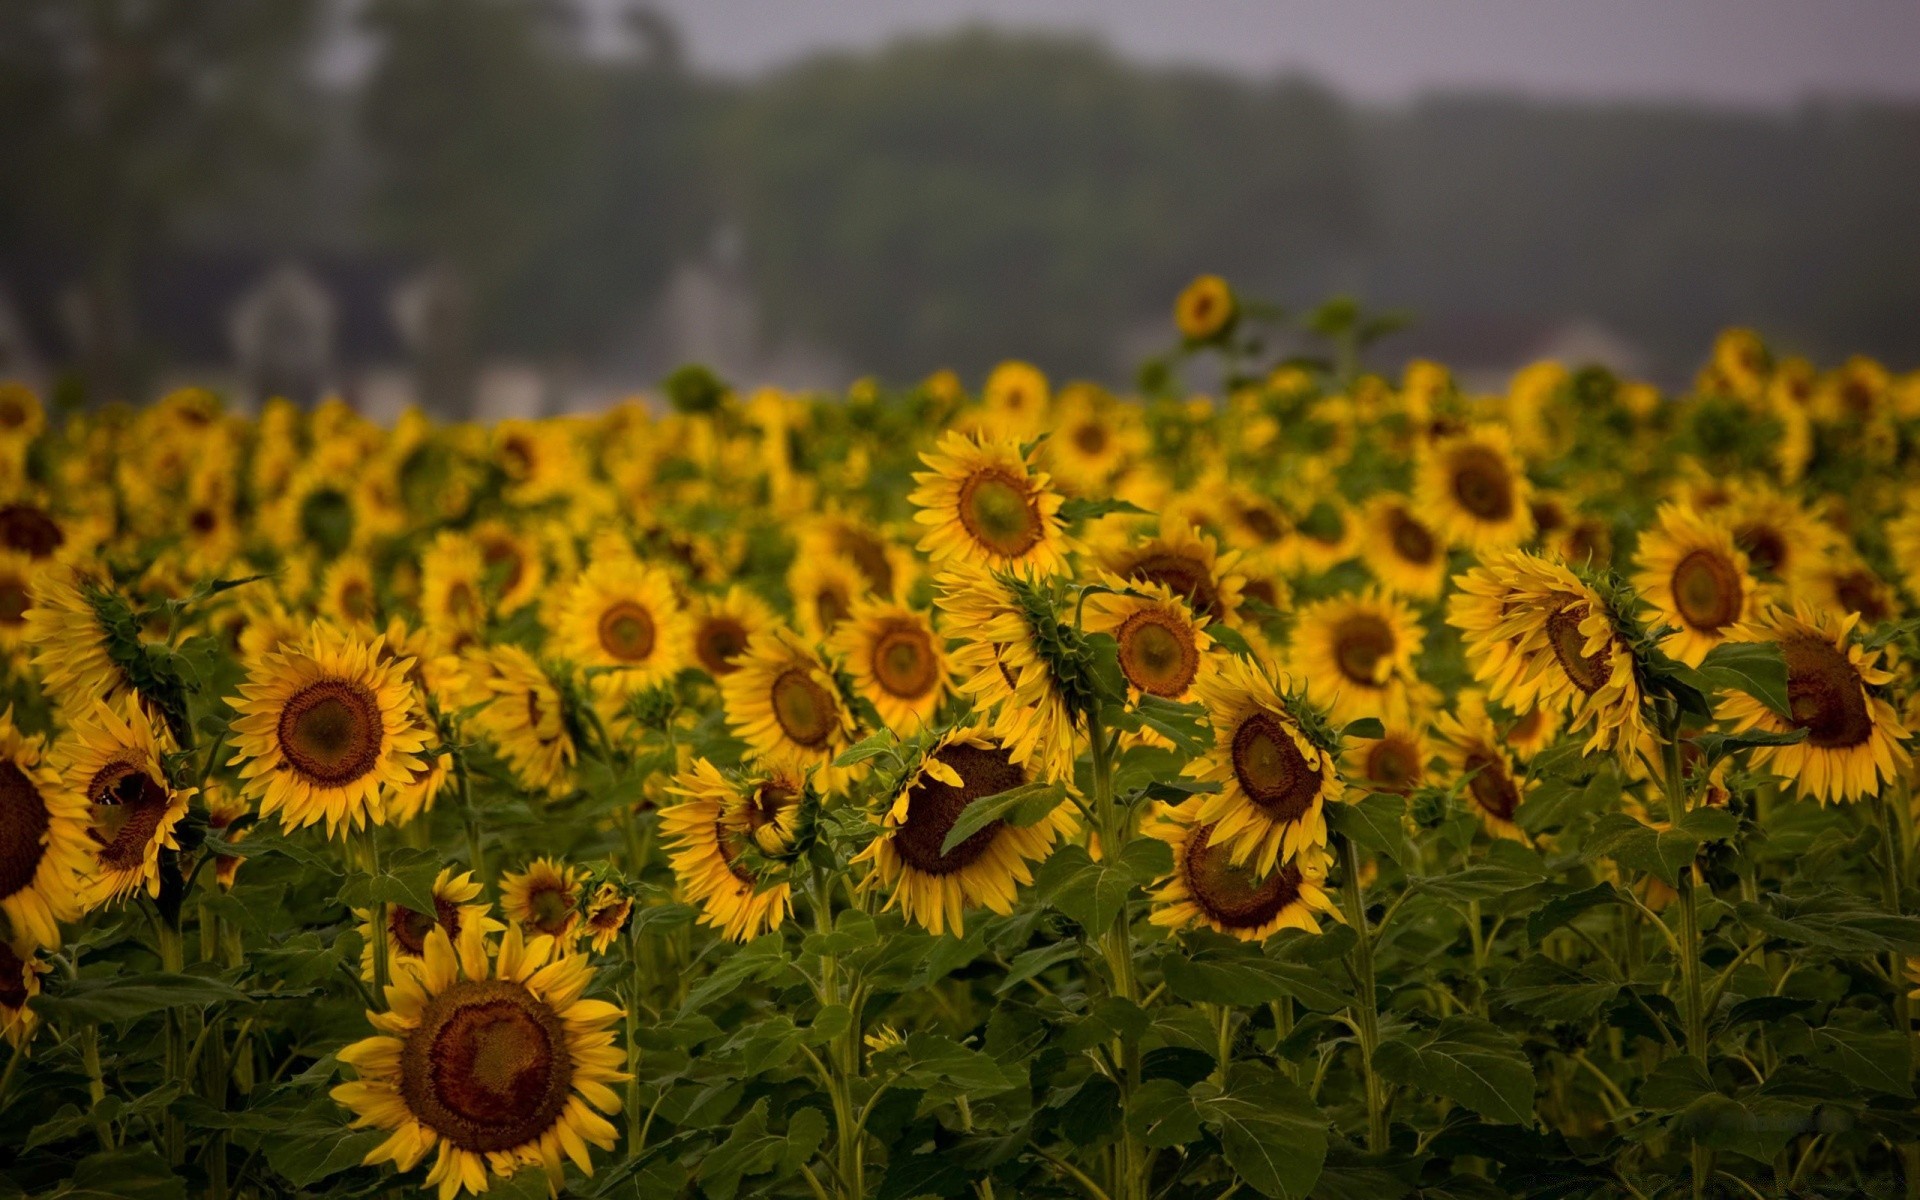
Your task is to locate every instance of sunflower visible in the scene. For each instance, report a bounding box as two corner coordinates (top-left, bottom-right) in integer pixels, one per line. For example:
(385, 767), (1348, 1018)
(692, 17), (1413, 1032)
(25, 565), (138, 712)
(853, 727), (1076, 936)
(330, 925), (627, 1198)
(829, 598), (951, 733)
(471, 647), (576, 799)
(581, 885), (633, 953)
(204, 784), (251, 891)
(266, 463), (364, 558)
(554, 557), (689, 694)
(471, 520), (546, 616)
(1721, 482), (1836, 589)
(228, 626), (428, 839)
(235, 595), (311, 669)
(937, 568), (1079, 782)
(662, 757), (804, 942)
(1287, 589), (1424, 725)
(1500, 700), (1561, 761)
(321, 554), (381, 631)
(1416, 427), (1534, 551)
(0, 382), (45, 445)
(0, 550), (39, 651)
(1185, 656), (1342, 872)
(1098, 516), (1246, 628)
(57, 700), (192, 906)
(687, 587), (778, 679)
(1449, 549), (1647, 755)
(910, 430), (1071, 574)
(797, 513), (915, 601)
(357, 867), (502, 982)
(1718, 603), (1910, 805)
(719, 627), (857, 780)
(1359, 493), (1449, 600)
(1631, 503), (1758, 666)
(788, 552), (868, 643)
(1043, 385), (1149, 493)
(0, 494), (71, 561)
(1342, 723), (1431, 797)
(386, 746), (453, 829)
(1806, 556), (1897, 627)
(1083, 578), (1213, 706)
(1213, 485), (1295, 564)
(0, 935), (46, 1049)
(1175, 274), (1237, 343)
(980, 360), (1051, 438)
(418, 532), (489, 637)
(1285, 497), (1360, 575)
(0, 711), (88, 948)
(1144, 799), (1339, 941)
(1432, 691), (1533, 841)
(492, 418), (580, 504)
(500, 858), (585, 946)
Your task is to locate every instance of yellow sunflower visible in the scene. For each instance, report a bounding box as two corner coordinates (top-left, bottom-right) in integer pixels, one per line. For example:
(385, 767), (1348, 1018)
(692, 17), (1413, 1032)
(1342, 723), (1431, 797)
(471, 519), (546, 616)
(0, 711), (88, 948)
(1145, 799), (1339, 941)
(1284, 497), (1360, 575)
(1359, 493), (1449, 600)
(1805, 555), (1897, 627)
(386, 747), (453, 828)
(1098, 515), (1246, 628)
(853, 727), (1077, 937)
(828, 598), (951, 733)
(1500, 700), (1561, 761)
(320, 553), (381, 631)
(500, 857), (585, 946)
(581, 885), (633, 954)
(1042, 385), (1149, 493)
(418, 532), (489, 637)
(471, 647), (576, 799)
(57, 700), (193, 907)
(1721, 482), (1837, 589)
(719, 627), (857, 781)
(0, 932), (46, 1049)
(788, 552), (868, 643)
(1718, 603), (1910, 805)
(1286, 589), (1425, 725)
(356, 867), (502, 982)
(1175, 274), (1237, 343)
(1631, 503), (1758, 666)
(1432, 691), (1533, 841)
(1415, 427), (1535, 550)
(1185, 656), (1342, 872)
(686, 586), (778, 679)
(937, 567), (1079, 782)
(980, 360), (1051, 438)
(0, 550), (40, 651)
(492, 418), (581, 504)
(330, 925), (627, 1198)
(796, 513), (915, 602)
(204, 785), (251, 891)
(229, 623), (426, 837)
(1083, 578), (1213, 706)
(910, 429), (1071, 574)
(554, 557), (690, 694)
(25, 565), (139, 712)
(663, 756), (804, 942)
(1885, 508), (1920, 606)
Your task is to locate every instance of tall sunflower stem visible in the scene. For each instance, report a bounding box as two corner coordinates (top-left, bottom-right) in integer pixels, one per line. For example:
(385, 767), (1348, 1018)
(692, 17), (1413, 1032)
(1875, 785), (1919, 1200)
(155, 915), (186, 1166)
(813, 869), (864, 1200)
(456, 756), (487, 885)
(624, 923), (644, 1151)
(364, 824), (391, 1000)
(1659, 716), (1711, 1200)
(1338, 834), (1387, 1155)
(1089, 709), (1143, 1200)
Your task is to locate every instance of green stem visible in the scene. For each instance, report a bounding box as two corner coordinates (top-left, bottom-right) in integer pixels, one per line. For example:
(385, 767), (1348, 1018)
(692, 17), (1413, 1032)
(1876, 787), (1919, 1200)
(1089, 711), (1143, 1200)
(457, 756), (487, 885)
(1659, 715), (1711, 1200)
(624, 922), (644, 1151)
(365, 824), (391, 1000)
(156, 917), (185, 1166)
(1338, 835), (1387, 1154)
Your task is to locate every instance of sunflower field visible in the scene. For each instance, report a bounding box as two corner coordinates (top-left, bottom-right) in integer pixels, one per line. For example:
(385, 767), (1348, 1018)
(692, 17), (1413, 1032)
(0, 279), (1918, 1200)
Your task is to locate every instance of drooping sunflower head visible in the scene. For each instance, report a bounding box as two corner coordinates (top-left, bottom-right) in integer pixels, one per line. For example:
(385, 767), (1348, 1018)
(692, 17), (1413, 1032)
(910, 429), (1071, 574)
(227, 625), (428, 839)
(1416, 427), (1535, 550)
(719, 627), (857, 777)
(582, 883), (634, 954)
(854, 727), (1077, 937)
(0, 710), (88, 949)
(829, 598), (951, 734)
(663, 756), (806, 942)
(58, 699), (193, 907)
(500, 857), (585, 946)
(1718, 602), (1911, 806)
(357, 866), (501, 981)
(24, 565), (138, 714)
(1359, 493), (1449, 599)
(1432, 690), (1533, 841)
(330, 925), (628, 1198)
(788, 552), (868, 643)
(1631, 502), (1756, 666)
(687, 586), (778, 679)
(1186, 656), (1343, 872)
(203, 784), (252, 891)
(1098, 515), (1245, 628)
(1145, 798), (1340, 942)
(554, 556), (690, 692)
(1175, 274), (1237, 343)
(1083, 576), (1213, 705)
(935, 566), (1081, 783)
(384, 745), (452, 829)
(1287, 589), (1425, 725)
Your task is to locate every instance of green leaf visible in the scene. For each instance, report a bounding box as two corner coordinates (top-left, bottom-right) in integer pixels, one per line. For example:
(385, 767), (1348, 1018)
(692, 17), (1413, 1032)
(696, 1099), (785, 1200)
(939, 779), (1066, 855)
(1688, 726), (1808, 763)
(1525, 883), (1623, 944)
(1692, 641), (1792, 717)
(1193, 1070), (1328, 1199)
(1406, 861), (1547, 904)
(62, 1149), (185, 1200)
(680, 935), (791, 1014)
(1584, 812), (1701, 887)
(1161, 946), (1350, 1012)
(996, 942), (1081, 994)
(1035, 845), (1132, 934)
(1326, 794), (1406, 866)
(30, 972), (249, 1024)
(264, 1125), (388, 1188)
(1373, 1016), (1535, 1124)
(1341, 717), (1386, 741)
(1132, 695), (1212, 755)
(1670, 1094), (1814, 1162)
(1060, 496), (1154, 523)
(1127, 1078), (1204, 1149)
(833, 730), (896, 768)
(898, 1033), (1026, 1097)
(1811, 1015), (1914, 1097)
(1492, 955), (1618, 1022)
(1732, 893), (1920, 955)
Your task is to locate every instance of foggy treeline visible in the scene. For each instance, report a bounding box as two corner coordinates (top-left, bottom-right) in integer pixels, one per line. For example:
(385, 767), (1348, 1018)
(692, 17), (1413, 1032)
(2, 0), (1915, 405)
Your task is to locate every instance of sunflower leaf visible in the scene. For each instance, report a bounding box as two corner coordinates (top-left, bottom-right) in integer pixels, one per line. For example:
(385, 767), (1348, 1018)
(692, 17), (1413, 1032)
(1341, 717), (1386, 741)
(1192, 1069), (1328, 1199)
(1373, 1016), (1535, 1125)
(1060, 496), (1153, 523)
(834, 730), (897, 768)
(938, 779), (1065, 856)
(1326, 793), (1406, 865)
(1688, 726), (1807, 765)
(1688, 641), (1792, 718)
(29, 972), (250, 1024)
(1132, 695), (1211, 755)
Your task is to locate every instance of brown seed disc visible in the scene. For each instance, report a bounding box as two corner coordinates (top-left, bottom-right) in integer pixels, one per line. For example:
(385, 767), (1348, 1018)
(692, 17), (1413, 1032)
(1126, 552), (1220, 621)
(523, 880), (576, 936)
(1235, 502), (1288, 545)
(871, 623), (939, 700)
(1230, 713), (1321, 822)
(1835, 571), (1890, 623)
(1670, 549), (1743, 631)
(1363, 736), (1423, 794)
(0, 761), (50, 900)
(1116, 610), (1200, 698)
(1331, 614), (1396, 688)
(1447, 445), (1516, 522)
(956, 468), (1042, 558)
(770, 668), (839, 749)
(1072, 421), (1110, 456)
(1463, 750), (1520, 821)
(1242, 578), (1280, 609)
(596, 600), (657, 663)
(1182, 822), (1305, 931)
(1387, 507), (1438, 565)
(277, 678), (386, 786)
(0, 504), (63, 559)
(892, 743), (1024, 876)
(812, 586), (852, 635)
(85, 760), (172, 872)
(1530, 498), (1567, 536)
(390, 893), (462, 958)
(1545, 603), (1612, 695)
(1733, 522), (1787, 577)
(1781, 634), (1873, 749)
(694, 617), (750, 676)
(400, 978), (573, 1153)
(480, 536), (525, 595)
(0, 575), (28, 626)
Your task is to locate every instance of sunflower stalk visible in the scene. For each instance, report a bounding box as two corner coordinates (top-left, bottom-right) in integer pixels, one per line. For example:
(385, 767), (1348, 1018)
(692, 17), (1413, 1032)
(1658, 706), (1712, 1200)
(811, 867), (866, 1200)
(363, 824), (391, 999)
(1338, 833), (1388, 1155)
(1875, 784), (1919, 1200)
(1087, 706), (1145, 1200)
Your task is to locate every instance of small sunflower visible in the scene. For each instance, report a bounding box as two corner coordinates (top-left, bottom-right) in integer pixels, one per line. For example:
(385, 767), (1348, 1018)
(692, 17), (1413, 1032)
(1185, 656), (1342, 872)
(492, 418), (580, 504)
(1175, 274), (1237, 343)
(937, 568), (1079, 782)
(663, 757), (804, 942)
(1287, 497), (1360, 575)
(980, 360), (1051, 438)
(1631, 503), (1757, 666)
(1286, 589), (1425, 725)
(1500, 700), (1561, 761)
(1718, 603), (1910, 805)
(330, 926), (627, 1198)
(0, 936), (47, 1049)
(1098, 516), (1246, 628)
(471, 519), (546, 616)
(1432, 691), (1533, 841)
(57, 700), (192, 906)
(500, 857), (585, 946)
(1722, 482), (1836, 589)
(554, 557), (690, 693)
(0, 711), (88, 948)
(1145, 799), (1339, 941)
(1043, 386), (1149, 493)
(471, 647), (576, 799)
(418, 532), (489, 637)
(719, 627), (857, 780)
(796, 514), (915, 601)
(386, 747), (453, 828)
(356, 867), (501, 982)
(1342, 723), (1431, 797)
(687, 587), (778, 679)
(1806, 556), (1897, 627)
(1083, 578), (1213, 706)
(829, 598), (951, 733)
(581, 885), (633, 953)
(910, 430), (1071, 574)
(1359, 493), (1449, 600)
(853, 727), (1076, 936)
(228, 626), (428, 839)
(788, 552), (868, 643)
(320, 553), (381, 630)
(1416, 427), (1535, 550)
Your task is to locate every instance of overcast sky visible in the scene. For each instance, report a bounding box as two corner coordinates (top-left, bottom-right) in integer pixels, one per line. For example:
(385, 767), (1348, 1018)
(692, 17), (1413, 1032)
(626, 0), (1920, 107)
